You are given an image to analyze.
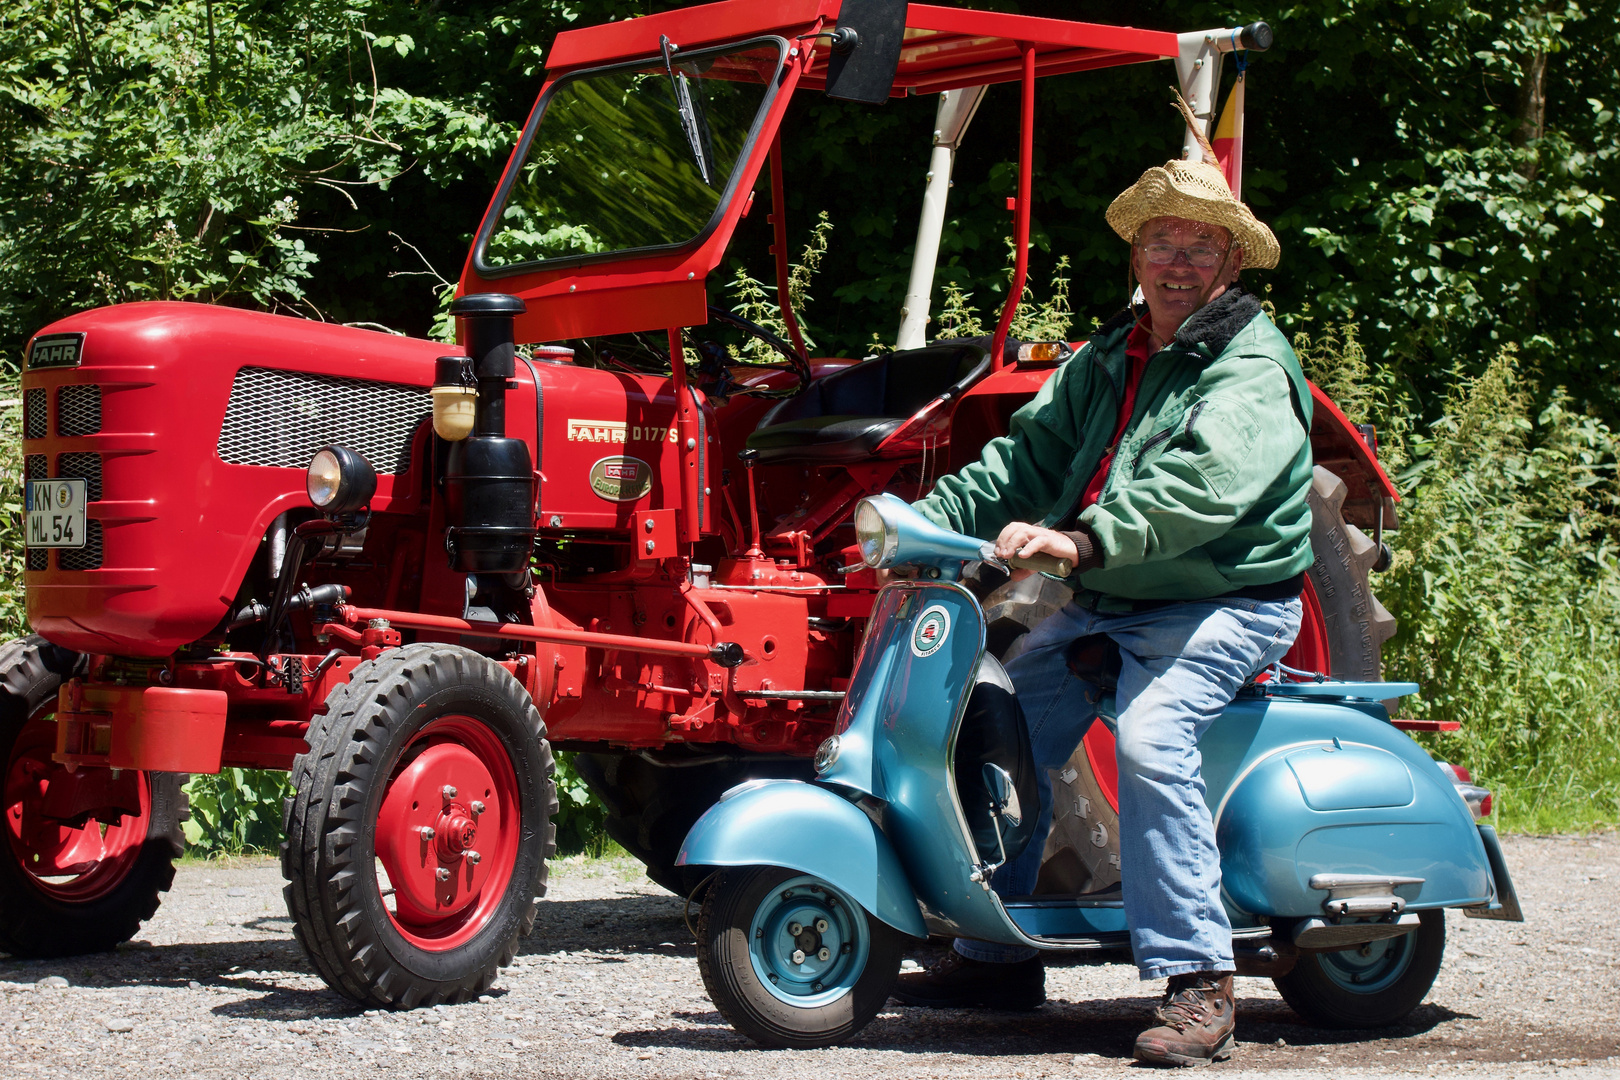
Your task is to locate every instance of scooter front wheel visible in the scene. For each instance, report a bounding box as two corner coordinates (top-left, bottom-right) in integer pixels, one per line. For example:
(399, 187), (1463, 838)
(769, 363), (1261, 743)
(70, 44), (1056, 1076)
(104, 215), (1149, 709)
(695, 865), (906, 1048)
(1274, 908), (1446, 1028)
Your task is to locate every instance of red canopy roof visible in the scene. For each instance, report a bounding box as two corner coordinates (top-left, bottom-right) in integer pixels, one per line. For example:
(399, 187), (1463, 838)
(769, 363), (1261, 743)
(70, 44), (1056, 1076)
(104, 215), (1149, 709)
(545, 1), (1177, 92)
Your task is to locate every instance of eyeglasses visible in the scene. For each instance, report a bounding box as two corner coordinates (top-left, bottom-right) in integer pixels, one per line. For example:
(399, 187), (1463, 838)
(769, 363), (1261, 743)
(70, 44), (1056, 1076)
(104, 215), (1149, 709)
(1138, 241), (1231, 268)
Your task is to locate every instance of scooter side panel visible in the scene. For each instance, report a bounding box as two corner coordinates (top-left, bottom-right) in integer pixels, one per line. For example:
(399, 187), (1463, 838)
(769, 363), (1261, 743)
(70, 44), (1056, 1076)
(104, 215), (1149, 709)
(676, 779), (929, 938)
(1203, 696), (1492, 917)
(851, 584), (1042, 944)
(818, 582), (1026, 942)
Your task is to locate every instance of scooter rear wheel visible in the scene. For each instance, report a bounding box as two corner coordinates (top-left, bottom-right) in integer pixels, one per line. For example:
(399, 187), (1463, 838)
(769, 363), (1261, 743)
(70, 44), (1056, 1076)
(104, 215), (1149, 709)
(1274, 908), (1446, 1028)
(696, 865), (906, 1048)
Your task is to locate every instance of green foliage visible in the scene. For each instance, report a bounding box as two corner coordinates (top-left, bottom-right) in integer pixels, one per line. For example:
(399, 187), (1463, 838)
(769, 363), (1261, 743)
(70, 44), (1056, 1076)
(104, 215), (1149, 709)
(933, 279), (985, 340)
(1292, 311), (1414, 474)
(723, 210), (833, 359)
(182, 768), (295, 855)
(932, 245), (1074, 343)
(1271, 0), (1618, 403)
(0, 379), (27, 641)
(0, 0), (609, 360)
(1307, 332), (1620, 831)
(551, 751), (608, 857)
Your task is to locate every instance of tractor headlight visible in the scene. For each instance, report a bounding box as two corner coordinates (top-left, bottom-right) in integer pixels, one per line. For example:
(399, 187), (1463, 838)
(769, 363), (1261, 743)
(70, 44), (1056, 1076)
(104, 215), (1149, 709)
(307, 446), (377, 514)
(854, 498), (899, 568)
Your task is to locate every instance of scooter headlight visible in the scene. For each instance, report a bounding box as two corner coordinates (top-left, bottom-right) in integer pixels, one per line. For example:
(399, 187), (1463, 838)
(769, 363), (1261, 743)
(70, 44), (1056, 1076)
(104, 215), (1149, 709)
(854, 498), (899, 568)
(306, 445), (377, 514)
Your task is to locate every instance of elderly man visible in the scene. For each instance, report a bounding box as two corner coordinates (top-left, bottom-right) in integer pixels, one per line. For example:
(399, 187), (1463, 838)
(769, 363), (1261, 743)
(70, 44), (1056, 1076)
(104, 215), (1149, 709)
(896, 151), (1314, 1066)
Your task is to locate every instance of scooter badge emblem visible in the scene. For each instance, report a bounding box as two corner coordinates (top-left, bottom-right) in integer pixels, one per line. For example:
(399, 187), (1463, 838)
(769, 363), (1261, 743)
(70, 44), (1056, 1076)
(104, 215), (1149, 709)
(910, 605), (951, 658)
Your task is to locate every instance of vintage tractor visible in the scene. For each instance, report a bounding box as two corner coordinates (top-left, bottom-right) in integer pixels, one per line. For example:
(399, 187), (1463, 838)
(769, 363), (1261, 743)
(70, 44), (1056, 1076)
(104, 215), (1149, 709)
(5, 1), (1406, 1007)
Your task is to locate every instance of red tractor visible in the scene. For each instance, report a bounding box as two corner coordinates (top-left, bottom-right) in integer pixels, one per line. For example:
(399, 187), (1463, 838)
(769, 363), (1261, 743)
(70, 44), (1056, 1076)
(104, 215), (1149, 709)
(5, 1), (1399, 1007)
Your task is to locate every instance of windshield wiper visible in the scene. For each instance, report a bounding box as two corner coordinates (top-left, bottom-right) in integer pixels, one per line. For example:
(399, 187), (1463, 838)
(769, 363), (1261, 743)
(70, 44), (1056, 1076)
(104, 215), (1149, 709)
(660, 35), (714, 186)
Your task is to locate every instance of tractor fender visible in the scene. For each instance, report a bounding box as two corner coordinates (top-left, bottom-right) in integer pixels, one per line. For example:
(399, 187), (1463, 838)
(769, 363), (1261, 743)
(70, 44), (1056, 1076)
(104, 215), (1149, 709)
(677, 779), (928, 938)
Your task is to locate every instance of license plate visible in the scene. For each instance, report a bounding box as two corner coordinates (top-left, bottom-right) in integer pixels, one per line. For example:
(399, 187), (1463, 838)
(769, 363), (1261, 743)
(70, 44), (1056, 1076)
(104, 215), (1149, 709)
(26, 479), (88, 549)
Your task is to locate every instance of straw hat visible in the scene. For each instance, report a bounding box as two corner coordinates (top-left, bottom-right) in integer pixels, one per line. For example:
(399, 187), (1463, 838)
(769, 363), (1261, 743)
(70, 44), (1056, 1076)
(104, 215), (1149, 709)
(1105, 97), (1280, 269)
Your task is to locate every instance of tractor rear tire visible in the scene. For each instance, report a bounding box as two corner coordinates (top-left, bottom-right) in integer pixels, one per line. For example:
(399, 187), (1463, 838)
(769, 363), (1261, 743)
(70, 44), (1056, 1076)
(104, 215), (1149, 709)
(1304, 465), (1397, 679)
(0, 636), (186, 957)
(574, 752), (814, 895)
(282, 644), (556, 1008)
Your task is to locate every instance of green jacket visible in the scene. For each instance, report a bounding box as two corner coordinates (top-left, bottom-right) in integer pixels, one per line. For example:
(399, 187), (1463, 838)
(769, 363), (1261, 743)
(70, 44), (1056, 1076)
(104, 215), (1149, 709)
(915, 286), (1315, 605)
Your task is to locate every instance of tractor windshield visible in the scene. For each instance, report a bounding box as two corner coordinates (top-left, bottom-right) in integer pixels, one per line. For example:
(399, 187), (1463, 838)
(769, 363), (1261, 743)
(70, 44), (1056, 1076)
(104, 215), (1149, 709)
(478, 39), (785, 272)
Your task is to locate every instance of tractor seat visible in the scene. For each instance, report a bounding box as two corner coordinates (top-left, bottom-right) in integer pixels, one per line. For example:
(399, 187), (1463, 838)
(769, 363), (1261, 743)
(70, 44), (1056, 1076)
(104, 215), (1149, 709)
(745, 342), (991, 465)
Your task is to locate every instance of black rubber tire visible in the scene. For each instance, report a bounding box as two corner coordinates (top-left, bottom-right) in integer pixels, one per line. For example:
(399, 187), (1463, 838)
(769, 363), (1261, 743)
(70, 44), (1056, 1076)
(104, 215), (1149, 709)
(281, 644), (557, 1008)
(574, 752), (812, 895)
(0, 636), (186, 957)
(696, 865), (906, 1049)
(1274, 909), (1446, 1028)
(1306, 465), (1397, 679)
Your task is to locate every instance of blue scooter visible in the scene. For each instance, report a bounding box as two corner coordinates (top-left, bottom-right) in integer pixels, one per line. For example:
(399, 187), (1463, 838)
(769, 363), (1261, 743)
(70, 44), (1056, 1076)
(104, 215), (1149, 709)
(678, 494), (1522, 1049)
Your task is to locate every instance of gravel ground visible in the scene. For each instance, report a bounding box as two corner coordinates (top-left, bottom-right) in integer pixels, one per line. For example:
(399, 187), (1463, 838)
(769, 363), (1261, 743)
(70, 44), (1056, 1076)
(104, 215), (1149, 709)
(2, 833), (1616, 1078)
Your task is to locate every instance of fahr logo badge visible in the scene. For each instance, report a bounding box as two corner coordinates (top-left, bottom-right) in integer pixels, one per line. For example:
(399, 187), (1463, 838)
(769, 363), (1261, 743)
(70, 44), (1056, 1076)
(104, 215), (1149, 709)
(567, 418), (678, 445)
(589, 456), (653, 502)
(910, 605), (952, 659)
(27, 332), (84, 370)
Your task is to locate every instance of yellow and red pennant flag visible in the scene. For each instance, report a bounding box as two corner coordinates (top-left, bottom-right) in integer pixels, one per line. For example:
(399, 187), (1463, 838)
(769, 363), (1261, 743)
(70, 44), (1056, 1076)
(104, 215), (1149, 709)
(1212, 75), (1244, 200)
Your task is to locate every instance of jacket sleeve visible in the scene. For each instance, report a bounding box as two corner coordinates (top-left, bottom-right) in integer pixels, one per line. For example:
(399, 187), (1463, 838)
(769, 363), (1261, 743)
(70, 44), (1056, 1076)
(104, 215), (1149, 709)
(911, 353), (1087, 540)
(1078, 356), (1306, 567)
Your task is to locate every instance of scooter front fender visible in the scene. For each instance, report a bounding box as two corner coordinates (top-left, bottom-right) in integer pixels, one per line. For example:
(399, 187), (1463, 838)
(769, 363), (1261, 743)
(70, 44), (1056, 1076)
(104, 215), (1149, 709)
(676, 779), (928, 939)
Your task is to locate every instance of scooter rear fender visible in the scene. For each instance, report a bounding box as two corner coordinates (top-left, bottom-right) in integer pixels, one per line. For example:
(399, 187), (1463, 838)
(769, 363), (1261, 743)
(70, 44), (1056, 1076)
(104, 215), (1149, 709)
(676, 779), (929, 939)
(1207, 695), (1495, 917)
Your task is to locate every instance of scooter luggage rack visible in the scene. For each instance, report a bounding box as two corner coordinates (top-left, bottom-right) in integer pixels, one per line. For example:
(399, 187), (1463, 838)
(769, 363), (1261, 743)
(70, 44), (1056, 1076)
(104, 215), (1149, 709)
(1261, 679), (1420, 701)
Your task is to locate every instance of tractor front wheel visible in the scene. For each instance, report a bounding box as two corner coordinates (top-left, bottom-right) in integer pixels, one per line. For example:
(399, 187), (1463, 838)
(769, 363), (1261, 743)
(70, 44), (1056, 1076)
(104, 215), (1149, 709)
(0, 636), (185, 957)
(282, 644), (557, 1007)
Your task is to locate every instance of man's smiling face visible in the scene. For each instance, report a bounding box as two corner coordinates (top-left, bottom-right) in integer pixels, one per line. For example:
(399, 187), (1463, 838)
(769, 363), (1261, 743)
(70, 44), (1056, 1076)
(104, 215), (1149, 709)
(1131, 216), (1243, 340)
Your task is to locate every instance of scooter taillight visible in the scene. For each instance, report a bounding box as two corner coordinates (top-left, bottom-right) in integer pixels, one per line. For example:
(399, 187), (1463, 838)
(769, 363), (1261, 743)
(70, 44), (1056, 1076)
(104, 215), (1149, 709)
(1440, 762), (1491, 819)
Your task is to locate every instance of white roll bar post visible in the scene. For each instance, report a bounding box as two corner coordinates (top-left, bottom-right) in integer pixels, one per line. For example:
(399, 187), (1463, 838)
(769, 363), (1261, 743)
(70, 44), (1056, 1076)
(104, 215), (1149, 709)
(1175, 25), (1272, 161)
(894, 84), (988, 352)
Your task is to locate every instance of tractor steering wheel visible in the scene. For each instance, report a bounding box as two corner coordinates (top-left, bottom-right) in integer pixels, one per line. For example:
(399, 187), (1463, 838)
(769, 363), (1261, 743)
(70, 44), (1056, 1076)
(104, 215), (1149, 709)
(705, 305), (812, 395)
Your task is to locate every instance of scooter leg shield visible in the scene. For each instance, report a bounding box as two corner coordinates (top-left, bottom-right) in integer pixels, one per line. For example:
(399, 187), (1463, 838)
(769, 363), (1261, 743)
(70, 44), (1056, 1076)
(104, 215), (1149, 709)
(678, 780), (928, 939)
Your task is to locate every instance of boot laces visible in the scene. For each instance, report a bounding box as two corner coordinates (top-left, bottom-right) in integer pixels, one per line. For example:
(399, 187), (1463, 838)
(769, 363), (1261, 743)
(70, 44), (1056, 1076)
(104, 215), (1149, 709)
(1153, 976), (1222, 1032)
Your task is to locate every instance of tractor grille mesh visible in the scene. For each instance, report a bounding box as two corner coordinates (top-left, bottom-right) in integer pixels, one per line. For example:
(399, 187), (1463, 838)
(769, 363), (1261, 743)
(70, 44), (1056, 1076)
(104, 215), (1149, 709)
(57, 520), (103, 571)
(24, 454), (46, 481)
(23, 389), (46, 439)
(57, 452), (102, 502)
(26, 548), (47, 571)
(57, 385), (102, 436)
(216, 367), (429, 474)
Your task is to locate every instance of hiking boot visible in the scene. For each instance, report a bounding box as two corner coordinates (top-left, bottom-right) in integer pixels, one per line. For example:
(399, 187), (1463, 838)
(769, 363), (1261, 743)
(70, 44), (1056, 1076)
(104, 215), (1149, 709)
(1133, 971), (1236, 1066)
(891, 949), (1045, 1010)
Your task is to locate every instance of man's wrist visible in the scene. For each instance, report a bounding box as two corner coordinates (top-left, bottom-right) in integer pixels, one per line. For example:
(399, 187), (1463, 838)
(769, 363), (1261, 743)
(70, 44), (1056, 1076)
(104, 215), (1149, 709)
(1061, 526), (1104, 573)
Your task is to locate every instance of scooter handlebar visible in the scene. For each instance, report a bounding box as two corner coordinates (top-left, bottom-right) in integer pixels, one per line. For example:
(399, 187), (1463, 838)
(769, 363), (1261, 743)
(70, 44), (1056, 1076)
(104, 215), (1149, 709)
(1005, 552), (1072, 577)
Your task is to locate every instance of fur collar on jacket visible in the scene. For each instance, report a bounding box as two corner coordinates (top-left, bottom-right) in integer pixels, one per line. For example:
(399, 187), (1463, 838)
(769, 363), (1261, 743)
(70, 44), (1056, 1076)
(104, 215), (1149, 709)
(1095, 283), (1263, 357)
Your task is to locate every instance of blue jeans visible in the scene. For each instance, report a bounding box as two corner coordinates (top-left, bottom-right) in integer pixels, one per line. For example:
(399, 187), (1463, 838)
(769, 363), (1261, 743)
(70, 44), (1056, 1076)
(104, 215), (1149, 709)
(954, 594), (1302, 980)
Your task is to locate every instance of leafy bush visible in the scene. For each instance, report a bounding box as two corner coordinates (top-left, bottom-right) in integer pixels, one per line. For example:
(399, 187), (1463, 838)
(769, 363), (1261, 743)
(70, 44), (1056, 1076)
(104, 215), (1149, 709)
(552, 752), (609, 857)
(1300, 332), (1620, 831)
(183, 769), (295, 856)
(0, 382), (27, 640)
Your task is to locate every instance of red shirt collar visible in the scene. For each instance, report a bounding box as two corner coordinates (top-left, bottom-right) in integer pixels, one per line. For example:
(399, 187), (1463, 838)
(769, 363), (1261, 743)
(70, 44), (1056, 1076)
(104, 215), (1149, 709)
(1125, 316), (1155, 364)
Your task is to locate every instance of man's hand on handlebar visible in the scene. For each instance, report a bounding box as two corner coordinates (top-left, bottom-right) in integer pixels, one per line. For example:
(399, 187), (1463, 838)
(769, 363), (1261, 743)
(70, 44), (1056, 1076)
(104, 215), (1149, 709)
(995, 522), (1079, 579)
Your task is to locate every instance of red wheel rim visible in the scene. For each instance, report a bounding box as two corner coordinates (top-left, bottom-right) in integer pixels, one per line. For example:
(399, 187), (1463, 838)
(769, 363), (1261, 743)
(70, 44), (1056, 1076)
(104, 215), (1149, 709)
(374, 715), (521, 952)
(3, 716), (152, 902)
